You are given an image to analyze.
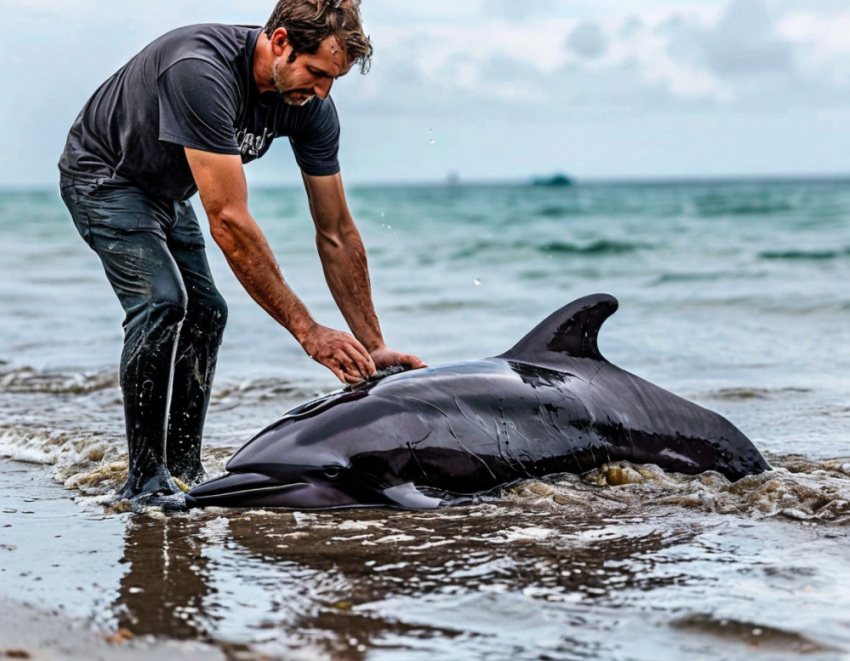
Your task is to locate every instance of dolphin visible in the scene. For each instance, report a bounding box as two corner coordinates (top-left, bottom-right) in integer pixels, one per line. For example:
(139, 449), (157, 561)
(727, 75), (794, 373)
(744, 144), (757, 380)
(187, 294), (770, 510)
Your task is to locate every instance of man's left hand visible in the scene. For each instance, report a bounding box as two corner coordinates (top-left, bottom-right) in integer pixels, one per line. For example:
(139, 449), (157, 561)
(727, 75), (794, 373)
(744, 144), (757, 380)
(370, 345), (428, 372)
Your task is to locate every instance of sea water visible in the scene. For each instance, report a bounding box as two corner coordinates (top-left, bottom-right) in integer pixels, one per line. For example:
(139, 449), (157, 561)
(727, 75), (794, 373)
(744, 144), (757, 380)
(1, 180), (849, 660)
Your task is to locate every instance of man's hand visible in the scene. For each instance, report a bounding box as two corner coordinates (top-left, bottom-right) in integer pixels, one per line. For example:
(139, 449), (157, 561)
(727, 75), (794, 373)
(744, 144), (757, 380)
(301, 323), (377, 384)
(302, 172), (427, 379)
(370, 345), (428, 372)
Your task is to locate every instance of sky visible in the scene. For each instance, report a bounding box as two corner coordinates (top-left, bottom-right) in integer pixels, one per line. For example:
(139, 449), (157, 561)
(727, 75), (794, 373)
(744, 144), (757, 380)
(1, 0), (849, 186)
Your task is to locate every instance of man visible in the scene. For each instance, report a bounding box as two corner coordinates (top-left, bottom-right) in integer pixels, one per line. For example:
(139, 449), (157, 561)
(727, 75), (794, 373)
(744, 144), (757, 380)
(58, 0), (426, 508)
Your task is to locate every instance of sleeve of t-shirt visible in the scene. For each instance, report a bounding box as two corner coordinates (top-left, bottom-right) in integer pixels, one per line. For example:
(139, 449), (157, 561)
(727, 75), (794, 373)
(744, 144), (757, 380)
(288, 97), (341, 176)
(157, 59), (241, 155)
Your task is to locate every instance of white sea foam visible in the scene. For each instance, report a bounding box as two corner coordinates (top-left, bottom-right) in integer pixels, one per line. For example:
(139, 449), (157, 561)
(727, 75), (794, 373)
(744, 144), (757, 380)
(506, 457), (850, 524)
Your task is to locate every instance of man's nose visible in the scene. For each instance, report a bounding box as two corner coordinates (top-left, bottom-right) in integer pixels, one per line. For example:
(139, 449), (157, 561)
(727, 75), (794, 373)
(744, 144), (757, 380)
(314, 78), (333, 99)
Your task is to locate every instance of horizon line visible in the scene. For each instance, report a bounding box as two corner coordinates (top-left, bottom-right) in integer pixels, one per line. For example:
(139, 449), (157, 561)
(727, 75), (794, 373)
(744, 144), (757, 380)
(3, 172), (850, 193)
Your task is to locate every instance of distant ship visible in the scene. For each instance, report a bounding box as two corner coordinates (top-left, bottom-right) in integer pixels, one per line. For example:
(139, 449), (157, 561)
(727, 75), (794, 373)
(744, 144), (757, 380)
(532, 174), (574, 187)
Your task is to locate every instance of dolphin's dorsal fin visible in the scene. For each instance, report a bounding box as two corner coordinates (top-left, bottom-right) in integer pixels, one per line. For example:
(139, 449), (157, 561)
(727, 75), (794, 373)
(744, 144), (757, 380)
(498, 294), (619, 363)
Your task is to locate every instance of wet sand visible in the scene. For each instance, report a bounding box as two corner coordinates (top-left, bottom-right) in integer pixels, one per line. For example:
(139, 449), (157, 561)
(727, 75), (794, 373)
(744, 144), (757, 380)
(2, 456), (849, 660)
(0, 597), (223, 661)
(0, 461), (228, 660)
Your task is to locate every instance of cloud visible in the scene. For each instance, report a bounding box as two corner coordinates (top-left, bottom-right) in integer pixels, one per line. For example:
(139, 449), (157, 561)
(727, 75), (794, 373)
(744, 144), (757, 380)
(353, 0), (850, 114)
(1, 0), (849, 185)
(487, 0), (558, 22)
(567, 22), (609, 59)
(664, 0), (795, 78)
(777, 9), (850, 89)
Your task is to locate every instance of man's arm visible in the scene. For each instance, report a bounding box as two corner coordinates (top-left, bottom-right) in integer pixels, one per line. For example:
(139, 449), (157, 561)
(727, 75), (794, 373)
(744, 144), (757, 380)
(302, 171), (426, 371)
(184, 147), (376, 384)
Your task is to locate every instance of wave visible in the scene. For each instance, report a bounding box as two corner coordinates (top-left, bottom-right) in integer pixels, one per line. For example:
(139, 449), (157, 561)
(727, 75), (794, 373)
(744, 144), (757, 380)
(759, 249), (850, 261)
(704, 387), (812, 401)
(0, 362), (320, 408)
(695, 198), (796, 217)
(387, 300), (499, 314)
(536, 205), (585, 218)
(539, 240), (651, 256)
(0, 364), (117, 395)
(0, 426), (121, 481)
(650, 272), (737, 285)
(212, 376), (318, 401)
(507, 456), (850, 524)
(0, 425), (233, 497)
(450, 239), (653, 260)
(671, 614), (838, 654)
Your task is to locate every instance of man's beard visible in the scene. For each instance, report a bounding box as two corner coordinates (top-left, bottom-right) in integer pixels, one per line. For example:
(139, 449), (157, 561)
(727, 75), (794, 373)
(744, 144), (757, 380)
(272, 60), (315, 107)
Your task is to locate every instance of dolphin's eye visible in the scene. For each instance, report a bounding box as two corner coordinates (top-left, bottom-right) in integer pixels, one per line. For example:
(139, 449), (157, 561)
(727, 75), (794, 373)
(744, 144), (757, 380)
(323, 466), (344, 481)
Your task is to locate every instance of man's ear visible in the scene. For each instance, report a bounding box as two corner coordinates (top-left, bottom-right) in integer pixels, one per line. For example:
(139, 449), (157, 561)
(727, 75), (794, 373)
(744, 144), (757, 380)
(270, 27), (290, 56)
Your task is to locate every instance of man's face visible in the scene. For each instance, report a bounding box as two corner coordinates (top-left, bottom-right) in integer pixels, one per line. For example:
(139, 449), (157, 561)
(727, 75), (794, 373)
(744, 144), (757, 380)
(271, 33), (350, 107)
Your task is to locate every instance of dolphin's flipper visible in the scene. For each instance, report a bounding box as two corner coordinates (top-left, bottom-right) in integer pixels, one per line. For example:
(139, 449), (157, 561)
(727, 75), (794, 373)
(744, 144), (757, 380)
(498, 293), (619, 363)
(383, 483), (443, 509)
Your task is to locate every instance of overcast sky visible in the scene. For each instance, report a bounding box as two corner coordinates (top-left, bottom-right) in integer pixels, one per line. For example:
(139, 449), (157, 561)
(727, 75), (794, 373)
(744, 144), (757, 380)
(1, 0), (848, 186)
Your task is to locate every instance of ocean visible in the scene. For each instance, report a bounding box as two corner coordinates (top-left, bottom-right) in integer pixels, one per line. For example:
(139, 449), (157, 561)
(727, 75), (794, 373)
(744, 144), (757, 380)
(1, 180), (849, 660)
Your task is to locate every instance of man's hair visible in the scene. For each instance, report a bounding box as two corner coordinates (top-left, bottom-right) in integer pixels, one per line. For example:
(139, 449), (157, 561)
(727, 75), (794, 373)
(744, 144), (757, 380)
(264, 0), (373, 74)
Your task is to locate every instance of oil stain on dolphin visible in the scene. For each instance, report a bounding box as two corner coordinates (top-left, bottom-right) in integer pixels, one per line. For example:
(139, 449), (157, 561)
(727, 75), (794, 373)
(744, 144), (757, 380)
(188, 294), (770, 510)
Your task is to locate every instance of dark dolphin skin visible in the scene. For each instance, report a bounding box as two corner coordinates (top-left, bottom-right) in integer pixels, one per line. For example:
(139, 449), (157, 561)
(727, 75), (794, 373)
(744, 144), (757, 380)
(188, 294), (770, 510)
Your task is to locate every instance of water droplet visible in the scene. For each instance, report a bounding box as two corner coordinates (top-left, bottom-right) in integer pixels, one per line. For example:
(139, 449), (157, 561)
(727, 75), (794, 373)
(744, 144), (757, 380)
(474, 279), (481, 286)
(430, 139), (435, 145)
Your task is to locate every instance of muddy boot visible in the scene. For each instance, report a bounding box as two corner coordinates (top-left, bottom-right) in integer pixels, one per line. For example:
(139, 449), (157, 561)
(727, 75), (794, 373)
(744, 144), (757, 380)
(116, 290), (188, 509)
(119, 465), (186, 511)
(165, 251), (228, 488)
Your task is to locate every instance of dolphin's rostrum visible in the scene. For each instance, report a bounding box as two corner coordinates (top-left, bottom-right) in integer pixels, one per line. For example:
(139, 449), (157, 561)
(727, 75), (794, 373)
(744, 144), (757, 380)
(188, 294), (770, 509)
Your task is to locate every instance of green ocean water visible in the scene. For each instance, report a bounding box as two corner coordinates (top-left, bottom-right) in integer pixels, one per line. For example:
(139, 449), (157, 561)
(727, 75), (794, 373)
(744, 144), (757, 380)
(3, 180), (850, 456)
(1, 180), (849, 660)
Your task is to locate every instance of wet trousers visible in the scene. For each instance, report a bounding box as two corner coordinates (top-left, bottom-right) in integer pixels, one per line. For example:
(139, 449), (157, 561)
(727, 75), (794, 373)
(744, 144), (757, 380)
(60, 176), (227, 495)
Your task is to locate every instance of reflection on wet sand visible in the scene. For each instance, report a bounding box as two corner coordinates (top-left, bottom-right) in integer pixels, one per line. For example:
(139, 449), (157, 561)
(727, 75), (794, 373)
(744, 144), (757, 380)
(2, 456), (848, 660)
(116, 517), (214, 641)
(105, 453), (850, 660)
(114, 502), (700, 660)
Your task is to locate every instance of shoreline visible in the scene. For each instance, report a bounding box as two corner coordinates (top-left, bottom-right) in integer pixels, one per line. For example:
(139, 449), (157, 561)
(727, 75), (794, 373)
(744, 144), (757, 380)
(2, 452), (849, 660)
(0, 597), (224, 661)
(0, 460), (227, 660)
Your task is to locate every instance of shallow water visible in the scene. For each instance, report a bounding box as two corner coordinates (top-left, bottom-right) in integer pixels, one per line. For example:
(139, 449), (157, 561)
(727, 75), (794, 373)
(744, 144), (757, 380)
(3, 459), (849, 660)
(1, 180), (850, 658)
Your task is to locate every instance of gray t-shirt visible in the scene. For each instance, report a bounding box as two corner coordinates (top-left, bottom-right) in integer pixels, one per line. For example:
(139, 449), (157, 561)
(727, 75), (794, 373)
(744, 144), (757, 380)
(59, 24), (341, 201)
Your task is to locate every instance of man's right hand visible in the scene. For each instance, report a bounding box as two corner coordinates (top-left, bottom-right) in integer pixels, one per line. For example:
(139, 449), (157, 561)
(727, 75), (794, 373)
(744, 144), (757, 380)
(300, 323), (377, 384)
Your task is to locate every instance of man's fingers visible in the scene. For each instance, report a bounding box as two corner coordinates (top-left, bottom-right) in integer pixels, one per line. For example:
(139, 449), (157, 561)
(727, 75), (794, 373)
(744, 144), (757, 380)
(351, 347), (376, 378)
(333, 350), (359, 380)
(314, 349), (355, 384)
(398, 353), (428, 369)
(305, 328), (383, 382)
(337, 340), (375, 379)
(332, 359), (360, 385)
(329, 364), (348, 384)
(364, 350), (377, 375)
